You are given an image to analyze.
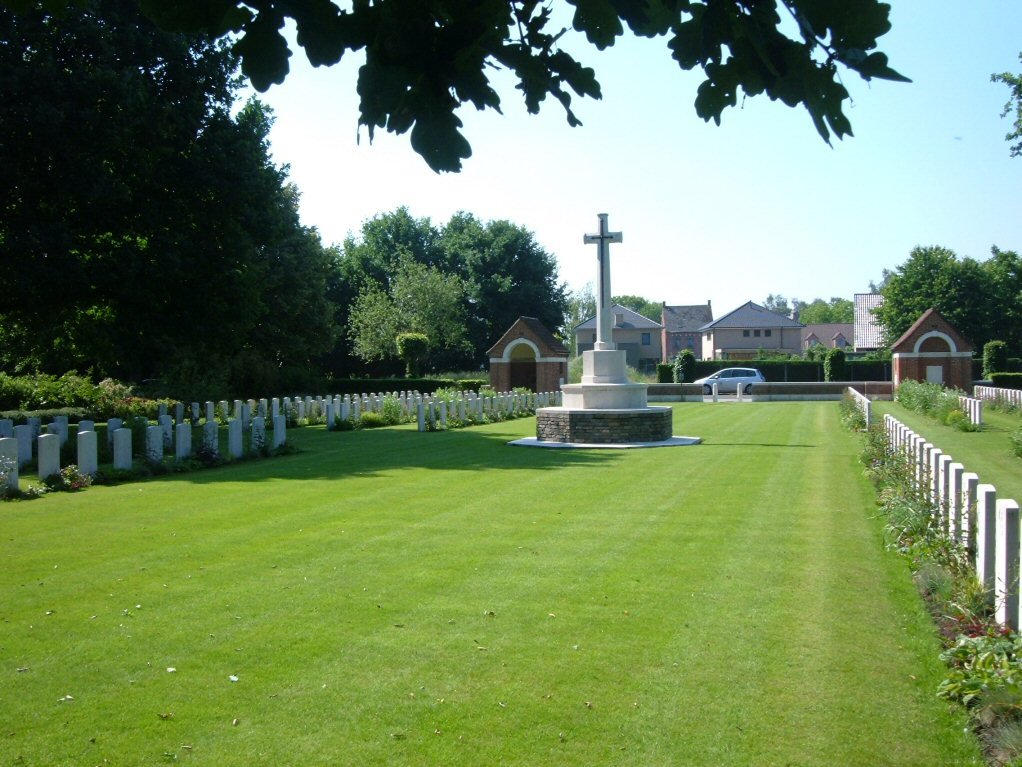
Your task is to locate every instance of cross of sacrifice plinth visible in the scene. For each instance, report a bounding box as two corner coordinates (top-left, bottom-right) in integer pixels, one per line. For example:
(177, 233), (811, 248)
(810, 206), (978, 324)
(583, 213), (623, 351)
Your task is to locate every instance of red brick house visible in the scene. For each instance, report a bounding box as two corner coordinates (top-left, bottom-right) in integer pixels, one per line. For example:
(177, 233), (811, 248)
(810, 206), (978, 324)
(891, 308), (973, 391)
(488, 316), (568, 393)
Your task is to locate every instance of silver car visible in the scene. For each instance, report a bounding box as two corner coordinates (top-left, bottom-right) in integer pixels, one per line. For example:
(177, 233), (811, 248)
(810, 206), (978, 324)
(694, 367), (766, 395)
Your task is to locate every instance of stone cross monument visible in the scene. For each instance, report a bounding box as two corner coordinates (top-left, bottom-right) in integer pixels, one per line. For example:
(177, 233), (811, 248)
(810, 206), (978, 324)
(584, 213), (622, 352)
(529, 212), (683, 445)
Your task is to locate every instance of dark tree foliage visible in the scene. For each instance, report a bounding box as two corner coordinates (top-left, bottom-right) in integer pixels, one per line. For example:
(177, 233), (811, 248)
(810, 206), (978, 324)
(993, 53), (1022, 158)
(335, 208), (568, 374)
(874, 246), (1022, 353)
(2, 0), (907, 172)
(0, 1), (337, 397)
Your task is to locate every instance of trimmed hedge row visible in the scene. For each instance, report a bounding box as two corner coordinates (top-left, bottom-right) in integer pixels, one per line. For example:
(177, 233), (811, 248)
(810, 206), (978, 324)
(325, 378), (489, 395)
(990, 373), (1022, 390)
(691, 360), (891, 382)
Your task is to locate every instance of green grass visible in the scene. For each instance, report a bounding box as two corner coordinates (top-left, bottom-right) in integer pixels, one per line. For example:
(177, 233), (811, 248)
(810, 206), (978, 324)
(0, 404), (982, 766)
(877, 401), (1022, 504)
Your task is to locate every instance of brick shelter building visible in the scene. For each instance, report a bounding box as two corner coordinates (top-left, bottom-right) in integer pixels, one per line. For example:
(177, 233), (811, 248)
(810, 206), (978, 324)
(487, 317), (568, 393)
(891, 308), (974, 391)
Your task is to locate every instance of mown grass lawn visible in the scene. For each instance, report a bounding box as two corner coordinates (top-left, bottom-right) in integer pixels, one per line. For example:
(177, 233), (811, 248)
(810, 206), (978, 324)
(1, 403), (982, 766)
(876, 400), (1022, 503)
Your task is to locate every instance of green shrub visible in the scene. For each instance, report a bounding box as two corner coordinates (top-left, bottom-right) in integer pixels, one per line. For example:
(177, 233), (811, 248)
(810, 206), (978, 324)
(824, 348), (847, 382)
(672, 350), (696, 383)
(358, 411), (387, 429)
(944, 408), (979, 432)
(396, 333), (430, 378)
(991, 373), (1022, 390)
(984, 340), (1009, 379)
(655, 363), (673, 383)
(379, 394), (406, 425)
(1011, 426), (1022, 459)
(838, 391), (867, 431)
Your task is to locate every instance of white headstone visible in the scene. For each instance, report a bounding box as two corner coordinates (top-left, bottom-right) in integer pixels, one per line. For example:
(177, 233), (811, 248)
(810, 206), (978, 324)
(113, 428), (132, 470)
(78, 430), (98, 476)
(174, 402), (185, 424)
(107, 418), (123, 447)
(251, 416), (266, 452)
(146, 425), (164, 463)
(0, 437), (19, 492)
(159, 414), (174, 447)
(0, 419), (13, 438)
(228, 419), (243, 459)
(37, 433), (60, 480)
(206, 401), (216, 423)
(49, 418), (69, 445)
(13, 424), (32, 467)
(203, 421), (218, 453)
(272, 415), (286, 448)
(27, 416), (41, 439)
(175, 423), (191, 460)
(78, 419), (95, 433)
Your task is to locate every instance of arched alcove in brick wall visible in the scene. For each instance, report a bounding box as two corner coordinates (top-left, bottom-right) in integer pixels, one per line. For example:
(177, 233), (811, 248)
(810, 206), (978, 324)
(891, 309), (974, 391)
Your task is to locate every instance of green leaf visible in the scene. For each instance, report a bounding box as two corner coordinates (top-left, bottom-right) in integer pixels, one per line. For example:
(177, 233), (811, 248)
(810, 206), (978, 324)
(569, 0), (623, 50)
(234, 10), (291, 91)
(410, 111), (472, 174)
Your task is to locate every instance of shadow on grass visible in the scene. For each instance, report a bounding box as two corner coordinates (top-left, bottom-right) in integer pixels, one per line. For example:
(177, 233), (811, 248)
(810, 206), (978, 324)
(156, 422), (623, 485)
(700, 442), (817, 448)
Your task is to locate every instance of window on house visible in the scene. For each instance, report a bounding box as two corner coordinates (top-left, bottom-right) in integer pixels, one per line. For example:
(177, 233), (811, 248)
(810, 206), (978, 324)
(641, 332), (650, 346)
(754, 329), (761, 338)
(743, 330), (750, 337)
(764, 330), (772, 337)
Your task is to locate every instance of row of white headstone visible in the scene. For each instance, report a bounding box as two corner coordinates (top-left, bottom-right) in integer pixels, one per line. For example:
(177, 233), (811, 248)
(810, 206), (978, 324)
(414, 390), (561, 432)
(975, 385), (1022, 411)
(884, 413), (1021, 629)
(0, 414), (287, 493)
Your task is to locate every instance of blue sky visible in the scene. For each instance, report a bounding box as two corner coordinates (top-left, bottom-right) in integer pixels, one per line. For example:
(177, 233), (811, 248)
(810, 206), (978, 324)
(250, 1), (1021, 317)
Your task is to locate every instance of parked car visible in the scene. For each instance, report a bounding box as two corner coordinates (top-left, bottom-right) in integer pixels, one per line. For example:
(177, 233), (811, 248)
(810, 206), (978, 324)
(693, 367), (766, 394)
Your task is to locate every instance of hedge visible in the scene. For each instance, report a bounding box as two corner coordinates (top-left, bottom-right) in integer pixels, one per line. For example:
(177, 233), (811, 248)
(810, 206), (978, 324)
(990, 373), (1022, 390)
(325, 378), (489, 395)
(690, 359), (891, 382)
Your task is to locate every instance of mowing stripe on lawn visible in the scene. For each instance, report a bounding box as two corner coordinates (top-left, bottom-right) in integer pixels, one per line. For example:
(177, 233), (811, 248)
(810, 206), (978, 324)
(0, 404), (981, 765)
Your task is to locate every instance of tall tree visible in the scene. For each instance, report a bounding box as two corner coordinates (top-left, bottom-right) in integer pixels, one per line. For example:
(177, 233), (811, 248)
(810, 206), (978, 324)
(442, 212), (568, 358)
(0, 1), (336, 395)
(762, 294), (792, 317)
(346, 258), (469, 369)
(614, 295), (663, 324)
(796, 297), (854, 324)
(873, 246), (992, 348)
(4, 0), (908, 172)
(993, 53), (1022, 158)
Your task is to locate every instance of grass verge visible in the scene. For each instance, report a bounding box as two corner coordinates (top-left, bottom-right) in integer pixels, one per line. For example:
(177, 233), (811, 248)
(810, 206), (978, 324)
(0, 404), (982, 765)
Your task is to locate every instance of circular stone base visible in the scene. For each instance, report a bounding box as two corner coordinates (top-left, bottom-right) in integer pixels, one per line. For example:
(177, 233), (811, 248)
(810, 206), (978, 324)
(535, 406), (673, 444)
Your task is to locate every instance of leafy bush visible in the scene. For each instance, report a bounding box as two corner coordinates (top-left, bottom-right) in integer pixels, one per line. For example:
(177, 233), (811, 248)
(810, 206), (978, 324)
(991, 373), (1022, 390)
(396, 333), (430, 378)
(938, 632), (1022, 705)
(984, 340), (1009, 379)
(823, 347), (847, 382)
(358, 411), (387, 429)
(43, 464), (93, 492)
(379, 394), (406, 425)
(672, 350), (696, 383)
(896, 380), (976, 430)
(1011, 426), (1022, 459)
(838, 391), (866, 431)
(655, 363), (673, 383)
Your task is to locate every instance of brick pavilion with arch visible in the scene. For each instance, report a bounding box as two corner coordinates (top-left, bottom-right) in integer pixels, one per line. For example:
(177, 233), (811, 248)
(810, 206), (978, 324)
(487, 316), (568, 393)
(891, 307), (974, 391)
